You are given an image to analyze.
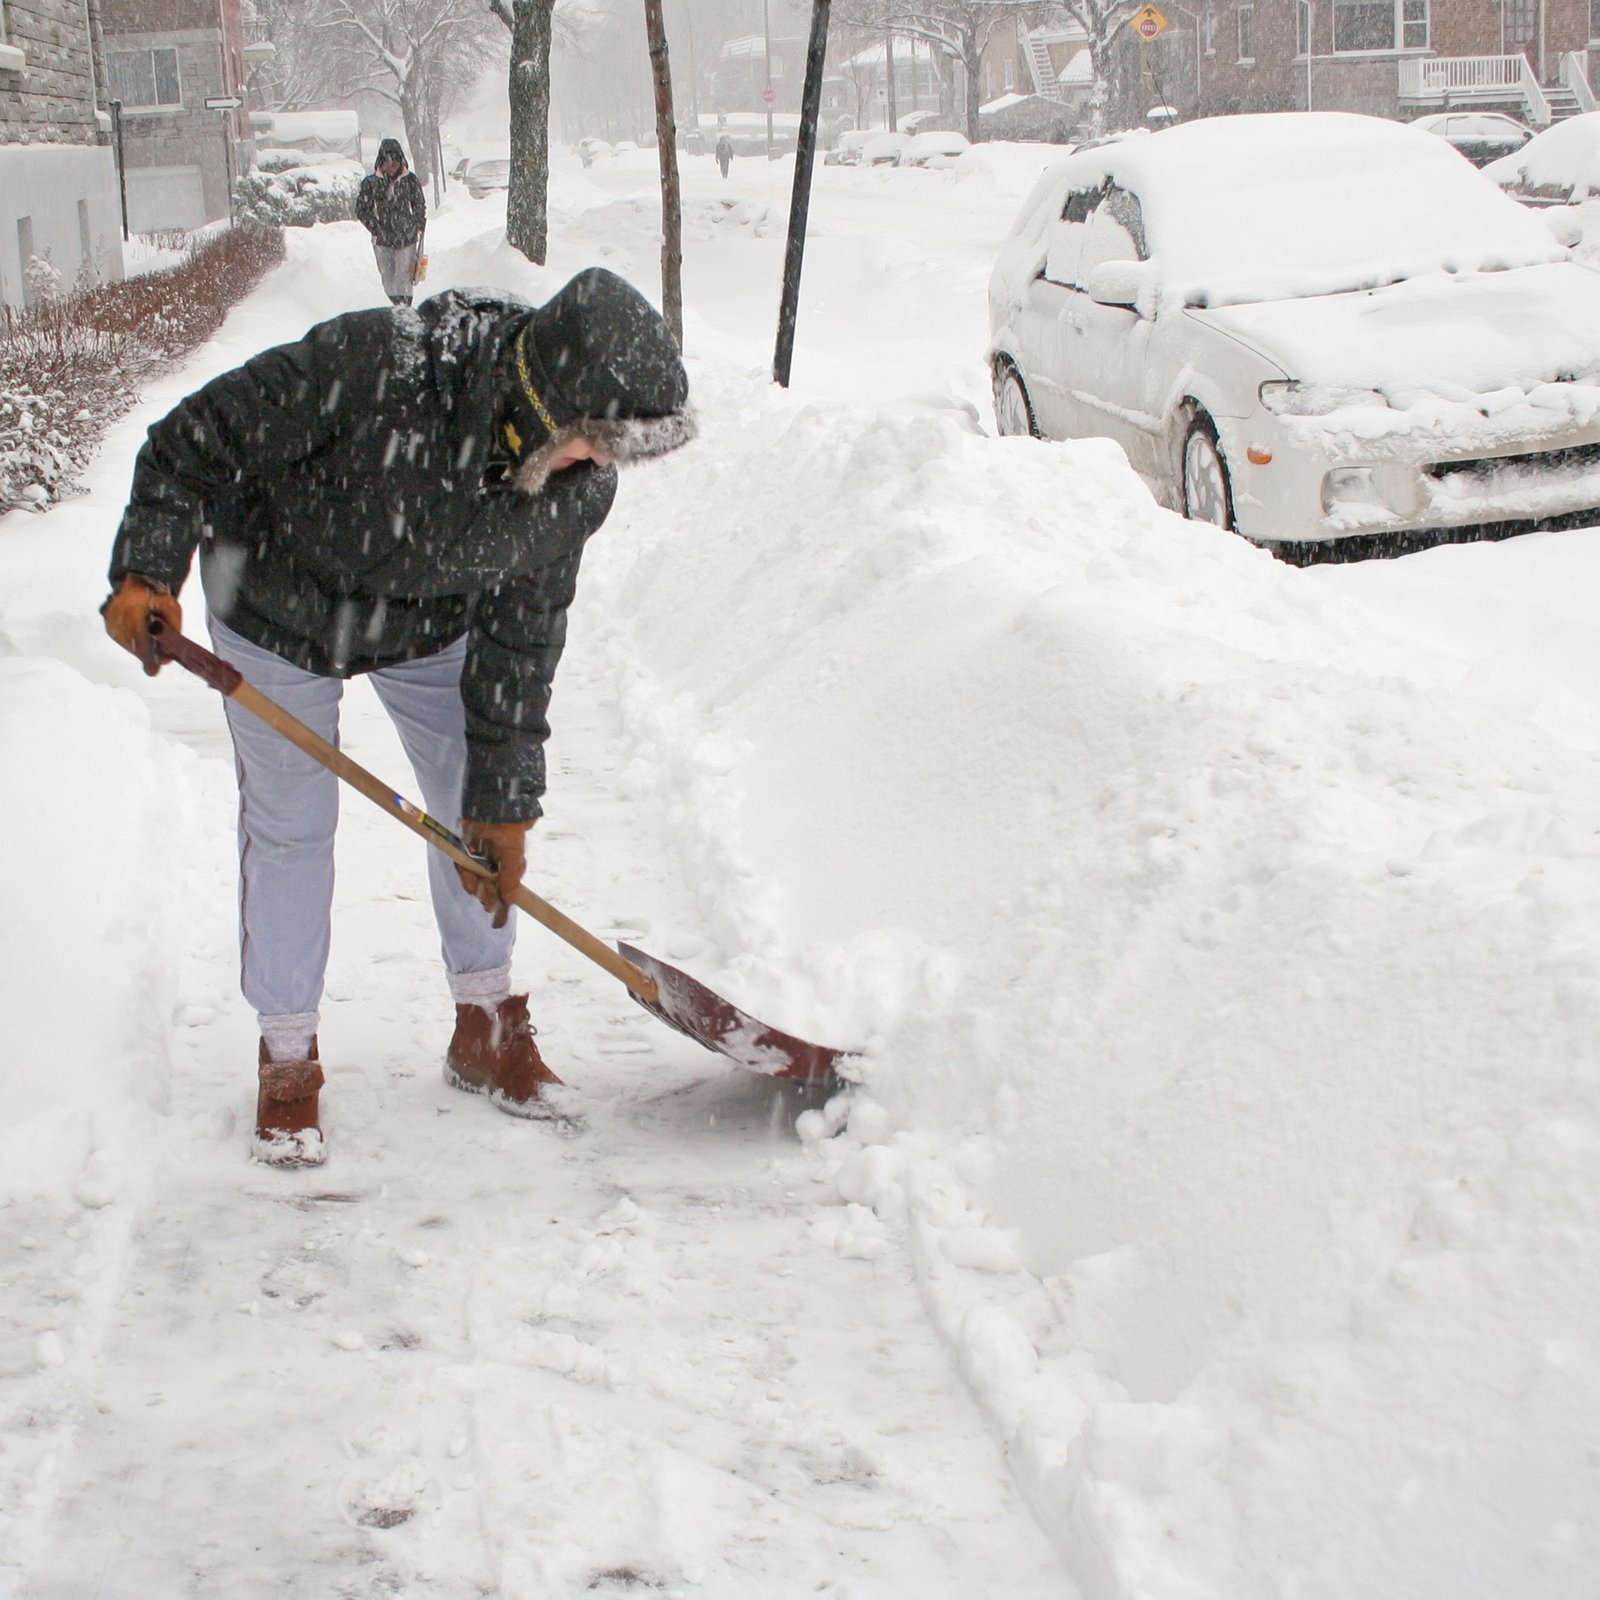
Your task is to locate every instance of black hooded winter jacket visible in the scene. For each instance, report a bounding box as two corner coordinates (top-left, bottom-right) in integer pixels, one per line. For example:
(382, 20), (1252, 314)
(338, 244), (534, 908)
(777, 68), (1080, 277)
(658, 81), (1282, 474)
(109, 290), (622, 822)
(355, 139), (426, 249)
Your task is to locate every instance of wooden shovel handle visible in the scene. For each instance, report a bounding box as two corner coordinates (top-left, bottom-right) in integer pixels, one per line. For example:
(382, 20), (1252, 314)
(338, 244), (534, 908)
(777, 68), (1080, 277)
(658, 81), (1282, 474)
(151, 622), (659, 1005)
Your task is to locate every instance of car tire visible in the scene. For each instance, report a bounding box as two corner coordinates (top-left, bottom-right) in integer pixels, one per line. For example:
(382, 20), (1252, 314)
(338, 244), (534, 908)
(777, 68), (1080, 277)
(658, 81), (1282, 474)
(1181, 413), (1234, 531)
(993, 364), (1039, 439)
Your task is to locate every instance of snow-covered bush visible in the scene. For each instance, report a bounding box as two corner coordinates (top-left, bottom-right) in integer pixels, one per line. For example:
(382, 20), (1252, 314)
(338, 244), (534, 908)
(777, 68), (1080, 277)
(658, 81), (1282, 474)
(234, 157), (362, 228)
(0, 225), (285, 514)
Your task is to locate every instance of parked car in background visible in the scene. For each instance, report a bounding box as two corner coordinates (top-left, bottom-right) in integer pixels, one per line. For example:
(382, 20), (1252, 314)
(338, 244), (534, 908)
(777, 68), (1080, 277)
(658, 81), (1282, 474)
(900, 130), (971, 168)
(1409, 111), (1532, 168)
(861, 131), (910, 167)
(461, 154), (511, 199)
(1483, 111), (1600, 203)
(988, 112), (1600, 553)
(824, 129), (873, 167)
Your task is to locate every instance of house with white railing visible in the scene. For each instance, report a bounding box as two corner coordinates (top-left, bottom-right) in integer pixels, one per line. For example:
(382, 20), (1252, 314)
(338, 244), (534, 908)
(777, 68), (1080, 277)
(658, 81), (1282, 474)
(0, 0), (125, 309)
(1110, 0), (1595, 130)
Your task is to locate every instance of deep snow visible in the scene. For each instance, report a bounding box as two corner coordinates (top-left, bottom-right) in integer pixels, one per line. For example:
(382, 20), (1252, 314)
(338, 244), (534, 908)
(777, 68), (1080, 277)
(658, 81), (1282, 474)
(2, 130), (1598, 1600)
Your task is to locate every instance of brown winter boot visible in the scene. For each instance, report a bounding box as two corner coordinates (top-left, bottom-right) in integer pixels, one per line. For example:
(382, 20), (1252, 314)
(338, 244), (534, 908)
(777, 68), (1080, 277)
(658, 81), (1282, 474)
(253, 1039), (327, 1167)
(444, 995), (564, 1119)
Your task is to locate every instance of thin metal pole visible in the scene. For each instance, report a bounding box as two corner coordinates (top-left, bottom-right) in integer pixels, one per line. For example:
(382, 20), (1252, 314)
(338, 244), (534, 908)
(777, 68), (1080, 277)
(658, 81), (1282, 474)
(774, 0), (830, 388)
(110, 99), (129, 240)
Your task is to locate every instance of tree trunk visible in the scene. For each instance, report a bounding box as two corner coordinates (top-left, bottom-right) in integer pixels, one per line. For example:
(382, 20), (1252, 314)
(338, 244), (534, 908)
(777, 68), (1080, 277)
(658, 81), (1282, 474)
(963, 36), (981, 142)
(401, 76), (435, 187)
(507, 0), (555, 264)
(644, 0), (683, 348)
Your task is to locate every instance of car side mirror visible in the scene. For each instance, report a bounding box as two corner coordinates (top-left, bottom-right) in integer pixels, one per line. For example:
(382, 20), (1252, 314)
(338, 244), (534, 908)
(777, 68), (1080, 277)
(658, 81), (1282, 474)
(1086, 260), (1157, 315)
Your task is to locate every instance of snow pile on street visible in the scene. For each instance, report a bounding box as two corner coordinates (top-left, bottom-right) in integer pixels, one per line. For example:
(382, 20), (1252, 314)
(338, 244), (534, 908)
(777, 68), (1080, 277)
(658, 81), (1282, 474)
(1, 128), (1597, 1599)
(585, 364), (1600, 1595)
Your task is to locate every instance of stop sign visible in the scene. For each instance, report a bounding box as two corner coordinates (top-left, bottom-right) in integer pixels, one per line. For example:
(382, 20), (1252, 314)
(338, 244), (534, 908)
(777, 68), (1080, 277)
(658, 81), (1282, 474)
(762, 84), (776, 106)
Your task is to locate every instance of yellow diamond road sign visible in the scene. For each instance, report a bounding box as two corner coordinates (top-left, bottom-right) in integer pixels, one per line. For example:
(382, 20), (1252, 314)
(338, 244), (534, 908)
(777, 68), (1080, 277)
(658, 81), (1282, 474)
(1133, 4), (1169, 40)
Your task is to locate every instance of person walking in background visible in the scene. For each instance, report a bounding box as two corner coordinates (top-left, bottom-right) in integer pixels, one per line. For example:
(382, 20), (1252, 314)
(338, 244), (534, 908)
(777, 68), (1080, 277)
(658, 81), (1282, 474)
(101, 270), (695, 1166)
(355, 137), (427, 306)
(716, 130), (733, 180)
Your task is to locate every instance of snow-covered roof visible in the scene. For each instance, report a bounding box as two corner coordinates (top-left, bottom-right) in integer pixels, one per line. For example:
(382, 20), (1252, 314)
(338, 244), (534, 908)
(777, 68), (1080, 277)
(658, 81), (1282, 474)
(1057, 47), (1093, 85)
(843, 38), (940, 69)
(255, 109), (361, 159)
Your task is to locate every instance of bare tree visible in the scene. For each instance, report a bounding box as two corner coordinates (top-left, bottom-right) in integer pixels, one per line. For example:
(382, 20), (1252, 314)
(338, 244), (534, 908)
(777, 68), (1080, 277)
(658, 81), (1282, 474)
(1054, 0), (1141, 134)
(833, 1), (1055, 142)
(318, 0), (498, 184)
(242, 0), (363, 111)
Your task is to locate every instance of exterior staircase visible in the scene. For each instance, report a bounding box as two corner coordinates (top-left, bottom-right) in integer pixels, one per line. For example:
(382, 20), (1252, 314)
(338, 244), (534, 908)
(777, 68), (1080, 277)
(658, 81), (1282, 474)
(1027, 32), (1059, 95)
(1543, 83), (1584, 121)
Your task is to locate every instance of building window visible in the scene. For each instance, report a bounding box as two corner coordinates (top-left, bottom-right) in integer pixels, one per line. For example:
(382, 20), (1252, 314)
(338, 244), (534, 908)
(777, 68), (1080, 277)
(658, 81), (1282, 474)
(107, 47), (182, 109)
(1204, 4), (1217, 53)
(1591, 0), (1600, 40)
(1004, 57), (1016, 90)
(1297, 0), (1310, 53)
(1237, 4), (1255, 60)
(1332, 0), (1428, 51)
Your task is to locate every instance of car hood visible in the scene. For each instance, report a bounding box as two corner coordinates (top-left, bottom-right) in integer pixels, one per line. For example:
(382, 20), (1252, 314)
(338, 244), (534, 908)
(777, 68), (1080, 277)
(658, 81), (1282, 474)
(1190, 261), (1600, 405)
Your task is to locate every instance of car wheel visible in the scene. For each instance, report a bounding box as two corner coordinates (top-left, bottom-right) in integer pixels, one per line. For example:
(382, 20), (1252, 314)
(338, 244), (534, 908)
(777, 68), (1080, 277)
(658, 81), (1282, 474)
(1182, 413), (1234, 530)
(993, 364), (1038, 439)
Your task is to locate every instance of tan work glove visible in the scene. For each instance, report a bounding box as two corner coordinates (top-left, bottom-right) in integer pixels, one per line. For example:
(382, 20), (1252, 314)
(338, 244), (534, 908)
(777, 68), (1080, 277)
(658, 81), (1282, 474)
(102, 574), (182, 676)
(458, 818), (535, 928)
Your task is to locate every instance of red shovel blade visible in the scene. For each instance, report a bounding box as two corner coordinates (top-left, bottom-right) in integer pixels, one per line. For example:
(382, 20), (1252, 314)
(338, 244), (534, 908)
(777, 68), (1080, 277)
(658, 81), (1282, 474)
(617, 942), (857, 1084)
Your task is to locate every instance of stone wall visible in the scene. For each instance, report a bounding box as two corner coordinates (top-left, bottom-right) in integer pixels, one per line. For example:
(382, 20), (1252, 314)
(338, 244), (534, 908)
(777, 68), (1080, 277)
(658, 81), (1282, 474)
(0, 0), (104, 144)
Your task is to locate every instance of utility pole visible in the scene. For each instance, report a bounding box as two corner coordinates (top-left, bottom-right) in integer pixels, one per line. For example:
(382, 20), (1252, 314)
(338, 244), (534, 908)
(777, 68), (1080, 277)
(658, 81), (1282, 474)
(763, 0), (775, 158)
(644, 0), (683, 348)
(774, 0), (830, 387)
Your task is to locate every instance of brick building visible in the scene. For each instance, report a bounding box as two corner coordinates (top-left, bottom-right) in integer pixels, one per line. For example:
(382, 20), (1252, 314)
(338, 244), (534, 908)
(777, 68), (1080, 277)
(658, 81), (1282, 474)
(0, 0), (125, 308)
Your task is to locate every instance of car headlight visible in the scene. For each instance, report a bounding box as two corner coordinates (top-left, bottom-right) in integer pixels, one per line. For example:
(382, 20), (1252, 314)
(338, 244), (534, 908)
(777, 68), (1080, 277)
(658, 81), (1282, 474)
(1260, 380), (1390, 418)
(1259, 380), (1305, 415)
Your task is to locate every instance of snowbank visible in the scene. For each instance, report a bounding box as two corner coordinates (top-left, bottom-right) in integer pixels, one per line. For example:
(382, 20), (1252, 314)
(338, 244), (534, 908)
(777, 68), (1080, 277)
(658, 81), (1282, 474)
(583, 366), (1600, 1599)
(0, 657), (186, 1202)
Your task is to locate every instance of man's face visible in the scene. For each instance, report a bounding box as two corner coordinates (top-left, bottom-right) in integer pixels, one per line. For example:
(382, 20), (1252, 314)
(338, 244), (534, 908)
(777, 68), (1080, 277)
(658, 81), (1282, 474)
(513, 430), (614, 497)
(379, 155), (401, 176)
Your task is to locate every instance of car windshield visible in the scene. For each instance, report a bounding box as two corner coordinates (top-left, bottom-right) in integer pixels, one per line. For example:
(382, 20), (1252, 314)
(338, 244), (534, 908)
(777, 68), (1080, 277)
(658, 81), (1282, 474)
(1065, 112), (1565, 308)
(471, 160), (510, 177)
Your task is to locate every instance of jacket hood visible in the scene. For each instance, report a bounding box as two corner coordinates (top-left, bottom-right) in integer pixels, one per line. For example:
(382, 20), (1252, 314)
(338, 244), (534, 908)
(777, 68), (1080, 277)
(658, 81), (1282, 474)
(376, 138), (407, 170)
(517, 268), (690, 431)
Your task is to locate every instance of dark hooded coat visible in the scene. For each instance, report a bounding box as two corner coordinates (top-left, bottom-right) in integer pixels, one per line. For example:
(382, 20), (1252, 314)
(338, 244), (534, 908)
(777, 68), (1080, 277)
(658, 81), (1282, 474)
(109, 274), (689, 821)
(355, 138), (427, 249)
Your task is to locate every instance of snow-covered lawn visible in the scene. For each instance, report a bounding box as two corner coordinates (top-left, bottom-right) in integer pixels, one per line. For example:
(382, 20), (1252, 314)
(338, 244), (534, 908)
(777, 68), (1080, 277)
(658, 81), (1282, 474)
(2, 138), (1597, 1598)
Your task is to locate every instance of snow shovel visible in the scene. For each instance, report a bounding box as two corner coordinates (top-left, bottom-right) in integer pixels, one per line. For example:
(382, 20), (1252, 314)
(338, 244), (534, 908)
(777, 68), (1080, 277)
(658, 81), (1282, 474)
(151, 622), (851, 1083)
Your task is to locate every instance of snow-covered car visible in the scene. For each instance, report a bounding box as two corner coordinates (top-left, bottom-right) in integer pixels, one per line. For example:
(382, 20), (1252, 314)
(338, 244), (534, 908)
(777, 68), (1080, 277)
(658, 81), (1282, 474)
(987, 111), (1600, 551)
(461, 155), (510, 199)
(899, 130), (971, 168)
(823, 129), (872, 167)
(1409, 111), (1532, 168)
(861, 131), (909, 167)
(1483, 110), (1600, 203)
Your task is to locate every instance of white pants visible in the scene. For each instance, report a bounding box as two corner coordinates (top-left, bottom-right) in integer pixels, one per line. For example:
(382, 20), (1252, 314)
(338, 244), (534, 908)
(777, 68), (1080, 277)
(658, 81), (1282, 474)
(373, 241), (419, 302)
(210, 618), (515, 1028)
